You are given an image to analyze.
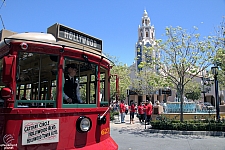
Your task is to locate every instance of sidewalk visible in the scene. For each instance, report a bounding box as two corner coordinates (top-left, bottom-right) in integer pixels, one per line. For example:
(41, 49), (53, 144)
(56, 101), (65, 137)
(110, 113), (151, 129)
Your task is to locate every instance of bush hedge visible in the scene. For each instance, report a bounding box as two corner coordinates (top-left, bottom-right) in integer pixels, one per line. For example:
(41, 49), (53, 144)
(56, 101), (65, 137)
(151, 116), (225, 131)
(110, 110), (119, 121)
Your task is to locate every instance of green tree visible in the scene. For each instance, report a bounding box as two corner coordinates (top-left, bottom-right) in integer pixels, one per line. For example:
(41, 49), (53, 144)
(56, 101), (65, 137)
(184, 81), (201, 101)
(151, 26), (217, 122)
(217, 72), (225, 90)
(107, 55), (131, 101)
(214, 17), (225, 90)
(131, 70), (172, 97)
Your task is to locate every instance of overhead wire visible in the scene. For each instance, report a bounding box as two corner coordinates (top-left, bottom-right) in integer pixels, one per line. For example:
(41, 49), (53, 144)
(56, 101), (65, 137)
(0, 0), (6, 10)
(0, 0), (6, 29)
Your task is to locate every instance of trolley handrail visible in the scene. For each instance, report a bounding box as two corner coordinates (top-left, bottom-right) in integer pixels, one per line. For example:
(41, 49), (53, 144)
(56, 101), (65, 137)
(15, 100), (56, 107)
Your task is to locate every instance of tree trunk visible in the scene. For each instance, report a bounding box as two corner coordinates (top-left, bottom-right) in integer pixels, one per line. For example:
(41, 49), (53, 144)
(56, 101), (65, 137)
(180, 88), (184, 122)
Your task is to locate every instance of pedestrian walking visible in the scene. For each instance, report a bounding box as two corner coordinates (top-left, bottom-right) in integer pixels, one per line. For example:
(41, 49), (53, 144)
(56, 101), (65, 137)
(129, 101), (135, 124)
(119, 100), (125, 123)
(138, 102), (145, 123)
(145, 101), (153, 125)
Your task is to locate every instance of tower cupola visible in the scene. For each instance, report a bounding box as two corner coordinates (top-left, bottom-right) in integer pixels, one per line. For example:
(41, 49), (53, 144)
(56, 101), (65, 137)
(142, 10), (150, 26)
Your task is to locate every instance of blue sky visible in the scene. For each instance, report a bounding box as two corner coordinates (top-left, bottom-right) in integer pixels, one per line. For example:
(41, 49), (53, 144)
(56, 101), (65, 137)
(0, 0), (225, 66)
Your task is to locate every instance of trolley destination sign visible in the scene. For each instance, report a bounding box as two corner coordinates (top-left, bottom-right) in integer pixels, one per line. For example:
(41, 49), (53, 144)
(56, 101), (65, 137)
(22, 119), (59, 145)
(48, 23), (102, 50)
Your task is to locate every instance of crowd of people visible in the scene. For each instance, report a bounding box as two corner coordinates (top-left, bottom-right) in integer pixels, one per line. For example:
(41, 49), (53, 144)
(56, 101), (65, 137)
(110, 100), (153, 125)
(137, 101), (153, 125)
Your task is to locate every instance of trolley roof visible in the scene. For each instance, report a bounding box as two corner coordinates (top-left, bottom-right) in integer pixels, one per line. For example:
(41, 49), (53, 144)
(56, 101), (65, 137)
(0, 23), (104, 57)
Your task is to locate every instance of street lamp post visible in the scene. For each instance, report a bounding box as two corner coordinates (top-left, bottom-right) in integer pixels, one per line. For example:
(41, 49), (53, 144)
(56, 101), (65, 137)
(201, 78), (211, 102)
(211, 65), (220, 121)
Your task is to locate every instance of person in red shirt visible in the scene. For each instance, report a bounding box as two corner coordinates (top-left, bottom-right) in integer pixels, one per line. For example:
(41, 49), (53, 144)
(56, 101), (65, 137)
(138, 102), (145, 123)
(145, 101), (153, 125)
(119, 100), (125, 123)
(129, 102), (136, 124)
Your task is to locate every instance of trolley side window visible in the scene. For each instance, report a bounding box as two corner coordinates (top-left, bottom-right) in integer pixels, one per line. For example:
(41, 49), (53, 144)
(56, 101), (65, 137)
(62, 57), (98, 108)
(15, 52), (58, 108)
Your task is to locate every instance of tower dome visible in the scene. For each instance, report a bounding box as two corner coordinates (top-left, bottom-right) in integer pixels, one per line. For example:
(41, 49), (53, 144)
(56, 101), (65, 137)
(143, 10), (148, 17)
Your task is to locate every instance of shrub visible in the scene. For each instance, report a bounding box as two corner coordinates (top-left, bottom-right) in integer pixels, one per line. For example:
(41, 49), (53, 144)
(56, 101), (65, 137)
(150, 116), (225, 131)
(110, 111), (119, 121)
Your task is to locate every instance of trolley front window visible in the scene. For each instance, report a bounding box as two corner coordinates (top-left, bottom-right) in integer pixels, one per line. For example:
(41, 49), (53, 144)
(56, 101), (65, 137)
(62, 57), (109, 108)
(62, 57), (98, 108)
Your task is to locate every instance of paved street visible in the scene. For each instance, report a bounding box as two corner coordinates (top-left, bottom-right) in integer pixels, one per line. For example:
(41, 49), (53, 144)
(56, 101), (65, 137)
(110, 114), (225, 150)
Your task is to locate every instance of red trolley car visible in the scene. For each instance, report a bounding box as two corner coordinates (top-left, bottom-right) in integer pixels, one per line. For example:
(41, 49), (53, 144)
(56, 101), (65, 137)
(0, 23), (118, 150)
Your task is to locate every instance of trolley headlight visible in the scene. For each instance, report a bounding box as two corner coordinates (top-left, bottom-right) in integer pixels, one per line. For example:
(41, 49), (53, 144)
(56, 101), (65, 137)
(76, 116), (92, 132)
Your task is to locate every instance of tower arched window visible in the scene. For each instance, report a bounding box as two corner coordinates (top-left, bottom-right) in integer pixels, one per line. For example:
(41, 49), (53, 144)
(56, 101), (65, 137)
(146, 32), (149, 37)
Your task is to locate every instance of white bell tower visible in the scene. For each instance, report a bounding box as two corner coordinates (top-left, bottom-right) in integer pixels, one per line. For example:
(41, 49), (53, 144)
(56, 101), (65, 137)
(135, 10), (159, 72)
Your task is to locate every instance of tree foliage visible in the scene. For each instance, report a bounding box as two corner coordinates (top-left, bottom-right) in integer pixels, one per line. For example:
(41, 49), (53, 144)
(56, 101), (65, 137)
(106, 55), (131, 101)
(214, 17), (225, 90)
(131, 70), (172, 96)
(184, 81), (201, 101)
(214, 16), (225, 66)
(149, 26), (218, 121)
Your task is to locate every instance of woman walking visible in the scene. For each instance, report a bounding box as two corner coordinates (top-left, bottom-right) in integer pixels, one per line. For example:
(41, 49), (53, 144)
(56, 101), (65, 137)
(138, 102), (145, 123)
(129, 102), (135, 124)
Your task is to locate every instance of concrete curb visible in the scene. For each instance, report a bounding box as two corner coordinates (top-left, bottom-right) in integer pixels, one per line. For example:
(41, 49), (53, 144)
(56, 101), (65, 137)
(144, 129), (225, 137)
